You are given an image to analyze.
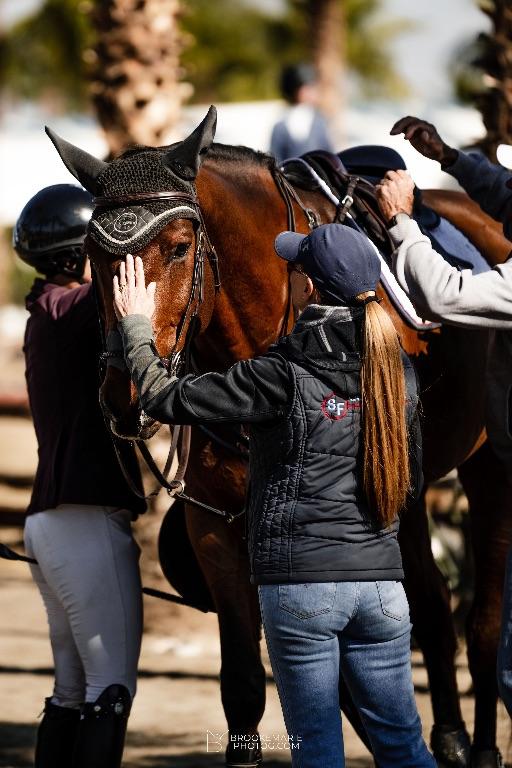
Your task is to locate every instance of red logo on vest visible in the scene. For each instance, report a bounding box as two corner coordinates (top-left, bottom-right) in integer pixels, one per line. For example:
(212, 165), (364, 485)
(321, 393), (361, 421)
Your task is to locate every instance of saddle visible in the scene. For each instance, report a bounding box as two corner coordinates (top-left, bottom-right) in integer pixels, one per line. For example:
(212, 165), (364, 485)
(282, 149), (394, 260)
(280, 147), (491, 331)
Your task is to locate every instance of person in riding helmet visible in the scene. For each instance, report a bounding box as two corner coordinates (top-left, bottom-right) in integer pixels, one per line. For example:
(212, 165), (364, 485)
(14, 183), (145, 768)
(375, 117), (512, 729)
(111, 225), (435, 768)
(269, 63), (333, 163)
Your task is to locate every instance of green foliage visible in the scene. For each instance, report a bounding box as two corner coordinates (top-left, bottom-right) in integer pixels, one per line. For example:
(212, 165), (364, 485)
(344, 0), (413, 98)
(0, 229), (34, 306)
(2, 0), (408, 107)
(180, 0), (299, 102)
(287, 0), (412, 96)
(1, 0), (93, 110)
(9, 260), (35, 306)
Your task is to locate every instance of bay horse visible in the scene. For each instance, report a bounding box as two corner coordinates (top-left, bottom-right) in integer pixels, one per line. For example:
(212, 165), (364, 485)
(46, 107), (512, 768)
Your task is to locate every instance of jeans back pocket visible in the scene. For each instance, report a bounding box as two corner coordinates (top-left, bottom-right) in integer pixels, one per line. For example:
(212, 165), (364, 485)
(376, 580), (408, 621)
(278, 582), (337, 619)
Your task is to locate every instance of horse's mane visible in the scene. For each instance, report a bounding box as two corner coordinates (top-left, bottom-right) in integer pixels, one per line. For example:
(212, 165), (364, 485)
(116, 142), (276, 171)
(208, 143), (276, 170)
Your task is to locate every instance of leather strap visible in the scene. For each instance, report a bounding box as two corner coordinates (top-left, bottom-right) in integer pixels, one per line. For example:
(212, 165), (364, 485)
(93, 191), (199, 207)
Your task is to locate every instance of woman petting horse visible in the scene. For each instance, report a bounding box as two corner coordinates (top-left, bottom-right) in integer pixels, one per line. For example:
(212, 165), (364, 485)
(111, 223), (435, 767)
(45, 107), (512, 767)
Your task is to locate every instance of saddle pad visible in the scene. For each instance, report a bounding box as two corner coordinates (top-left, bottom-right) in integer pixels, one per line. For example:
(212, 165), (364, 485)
(425, 215), (491, 276)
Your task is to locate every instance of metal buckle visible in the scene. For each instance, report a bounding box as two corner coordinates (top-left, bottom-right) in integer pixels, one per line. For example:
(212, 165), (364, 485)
(167, 479), (185, 496)
(305, 209), (318, 230)
(341, 194), (354, 207)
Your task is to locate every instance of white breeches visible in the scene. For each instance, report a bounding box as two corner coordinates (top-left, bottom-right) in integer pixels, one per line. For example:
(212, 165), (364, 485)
(24, 505), (142, 707)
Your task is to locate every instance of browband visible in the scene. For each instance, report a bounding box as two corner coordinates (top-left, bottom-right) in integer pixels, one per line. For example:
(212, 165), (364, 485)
(93, 191), (199, 208)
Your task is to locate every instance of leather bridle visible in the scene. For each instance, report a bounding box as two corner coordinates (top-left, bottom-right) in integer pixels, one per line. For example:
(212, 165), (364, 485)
(93, 169), (314, 517)
(92, 188), (242, 521)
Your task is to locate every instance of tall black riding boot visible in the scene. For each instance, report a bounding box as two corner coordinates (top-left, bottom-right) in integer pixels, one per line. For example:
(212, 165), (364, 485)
(35, 698), (81, 767)
(72, 684), (131, 768)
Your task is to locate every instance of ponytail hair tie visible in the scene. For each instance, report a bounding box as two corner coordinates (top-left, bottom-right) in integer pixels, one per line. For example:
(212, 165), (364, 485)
(360, 295), (382, 306)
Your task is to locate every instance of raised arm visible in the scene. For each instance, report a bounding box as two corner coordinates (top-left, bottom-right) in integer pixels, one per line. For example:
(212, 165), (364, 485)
(118, 314), (290, 425)
(391, 116), (512, 225)
(376, 170), (512, 329)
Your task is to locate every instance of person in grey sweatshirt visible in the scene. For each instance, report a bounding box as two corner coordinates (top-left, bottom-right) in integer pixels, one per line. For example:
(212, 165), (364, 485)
(374, 115), (512, 718)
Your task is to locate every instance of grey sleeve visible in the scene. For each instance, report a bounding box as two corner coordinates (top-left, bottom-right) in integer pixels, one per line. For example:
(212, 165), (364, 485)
(445, 150), (512, 224)
(117, 314), (291, 425)
(389, 217), (512, 329)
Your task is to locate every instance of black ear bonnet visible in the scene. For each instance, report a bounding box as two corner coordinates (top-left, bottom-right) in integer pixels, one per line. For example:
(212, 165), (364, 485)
(46, 106), (217, 256)
(88, 149), (201, 255)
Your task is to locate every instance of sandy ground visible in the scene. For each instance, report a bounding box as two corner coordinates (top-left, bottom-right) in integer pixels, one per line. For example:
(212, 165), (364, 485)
(0, 363), (511, 767)
(4, 529), (512, 768)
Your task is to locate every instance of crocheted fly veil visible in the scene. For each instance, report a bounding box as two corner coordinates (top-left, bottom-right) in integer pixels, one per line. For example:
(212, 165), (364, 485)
(45, 106), (217, 255)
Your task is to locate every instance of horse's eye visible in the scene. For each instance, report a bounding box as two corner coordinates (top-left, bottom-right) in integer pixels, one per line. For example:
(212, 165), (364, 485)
(163, 241), (191, 263)
(175, 243), (191, 259)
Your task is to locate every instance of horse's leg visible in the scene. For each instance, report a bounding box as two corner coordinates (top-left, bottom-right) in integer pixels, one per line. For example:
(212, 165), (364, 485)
(185, 507), (266, 744)
(399, 491), (471, 768)
(458, 441), (512, 768)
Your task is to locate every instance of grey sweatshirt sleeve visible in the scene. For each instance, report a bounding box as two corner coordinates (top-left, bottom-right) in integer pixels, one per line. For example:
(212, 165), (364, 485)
(445, 150), (512, 224)
(117, 314), (291, 425)
(389, 217), (512, 328)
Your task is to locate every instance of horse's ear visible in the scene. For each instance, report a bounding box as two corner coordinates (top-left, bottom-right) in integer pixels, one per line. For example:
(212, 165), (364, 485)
(45, 126), (108, 195)
(163, 105), (217, 181)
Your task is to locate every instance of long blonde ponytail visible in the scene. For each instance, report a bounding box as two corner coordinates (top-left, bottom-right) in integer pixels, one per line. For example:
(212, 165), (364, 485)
(358, 293), (410, 527)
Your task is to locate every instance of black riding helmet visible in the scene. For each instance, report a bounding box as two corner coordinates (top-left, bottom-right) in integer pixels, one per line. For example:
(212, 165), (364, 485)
(13, 184), (94, 278)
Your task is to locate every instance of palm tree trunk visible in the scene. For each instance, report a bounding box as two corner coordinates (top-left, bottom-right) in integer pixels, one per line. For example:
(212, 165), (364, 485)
(305, 0), (345, 143)
(88, 0), (190, 155)
(474, 0), (512, 161)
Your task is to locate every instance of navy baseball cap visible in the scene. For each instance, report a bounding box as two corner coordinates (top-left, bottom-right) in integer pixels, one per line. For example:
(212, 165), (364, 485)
(274, 223), (381, 306)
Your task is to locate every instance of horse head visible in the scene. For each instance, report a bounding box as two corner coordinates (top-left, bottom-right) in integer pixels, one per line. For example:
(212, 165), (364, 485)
(46, 106), (218, 439)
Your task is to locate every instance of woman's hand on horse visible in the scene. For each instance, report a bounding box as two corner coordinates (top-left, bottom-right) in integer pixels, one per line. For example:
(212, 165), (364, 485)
(375, 170), (415, 223)
(113, 254), (156, 321)
(390, 117), (458, 167)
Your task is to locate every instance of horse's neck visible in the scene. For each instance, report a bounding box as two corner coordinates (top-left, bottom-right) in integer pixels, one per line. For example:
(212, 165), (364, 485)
(195, 160), (295, 369)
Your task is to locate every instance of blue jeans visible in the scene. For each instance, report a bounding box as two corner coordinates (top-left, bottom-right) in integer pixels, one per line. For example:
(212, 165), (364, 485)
(259, 581), (436, 768)
(498, 546), (512, 714)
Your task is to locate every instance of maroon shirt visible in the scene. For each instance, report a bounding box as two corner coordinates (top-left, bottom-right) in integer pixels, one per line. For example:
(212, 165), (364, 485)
(24, 279), (146, 517)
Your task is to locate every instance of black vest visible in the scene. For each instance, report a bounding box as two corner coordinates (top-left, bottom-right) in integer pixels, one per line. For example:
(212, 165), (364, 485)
(246, 305), (419, 585)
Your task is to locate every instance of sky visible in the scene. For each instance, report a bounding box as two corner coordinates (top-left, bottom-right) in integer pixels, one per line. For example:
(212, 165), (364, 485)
(380, 0), (488, 103)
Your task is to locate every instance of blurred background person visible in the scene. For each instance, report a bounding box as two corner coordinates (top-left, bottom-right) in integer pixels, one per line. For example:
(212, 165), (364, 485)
(269, 63), (334, 163)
